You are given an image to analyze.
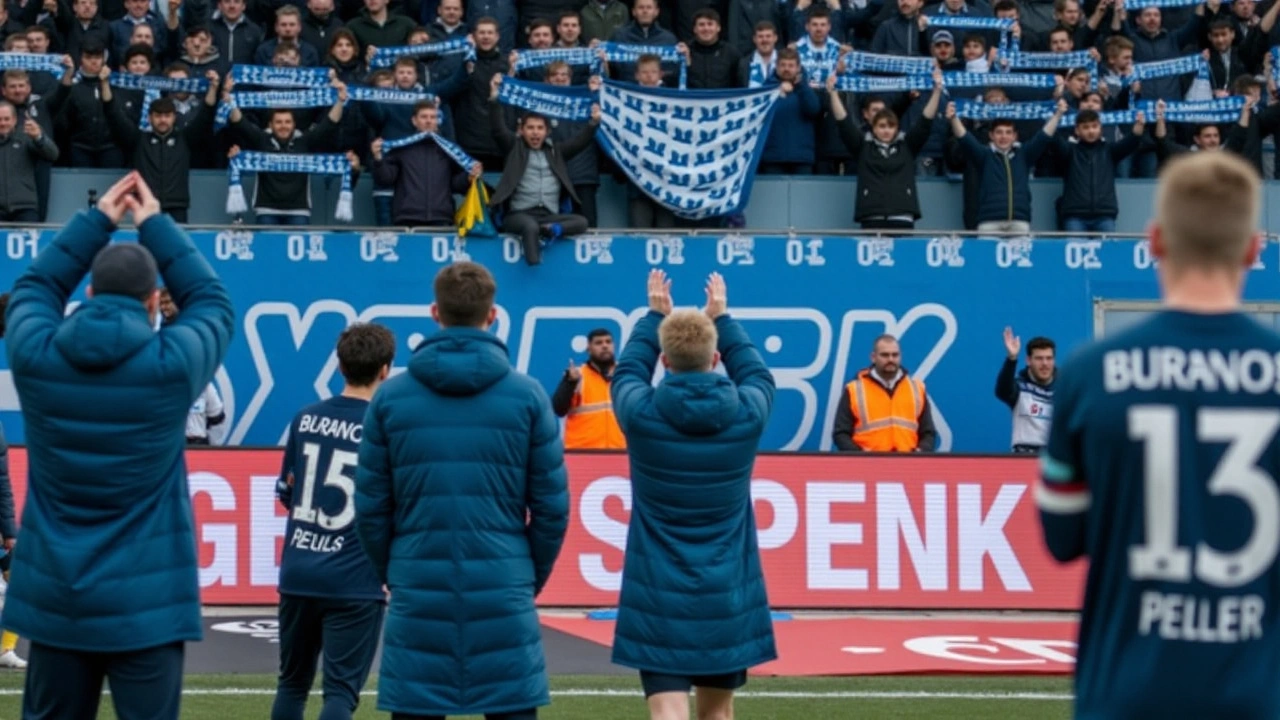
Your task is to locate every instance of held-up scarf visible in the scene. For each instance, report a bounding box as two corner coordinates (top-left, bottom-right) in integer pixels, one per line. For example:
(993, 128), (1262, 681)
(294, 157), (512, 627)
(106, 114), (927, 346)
(0, 53), (64, 74)
(109, 72), (211, 130)
(597, 42), (688, 89)
(226, 151), (354, 222)
(368, 37), (475, 69)
(513, 47), (603, 74)
(214, 88), (337, 130)
(381, 130), (478, 172)
(1137, 96), (1246, 123)
(497, 77), (595, 121)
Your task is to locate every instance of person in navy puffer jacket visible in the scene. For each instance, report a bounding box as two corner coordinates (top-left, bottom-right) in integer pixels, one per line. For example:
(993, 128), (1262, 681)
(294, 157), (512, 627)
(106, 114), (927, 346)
(355, 261), (569, 720)
(610, 270), (777, 720)
(3, 171), (233, 720)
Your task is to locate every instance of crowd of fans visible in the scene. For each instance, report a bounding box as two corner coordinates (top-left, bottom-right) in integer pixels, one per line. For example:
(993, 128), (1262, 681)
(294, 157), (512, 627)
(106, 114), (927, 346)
(0, 0), (1274, 235)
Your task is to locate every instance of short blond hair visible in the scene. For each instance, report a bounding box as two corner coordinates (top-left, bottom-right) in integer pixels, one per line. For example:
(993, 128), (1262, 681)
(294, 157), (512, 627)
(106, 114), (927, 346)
(1154, 151), (1260, 270)
(659, 311), (717, 372)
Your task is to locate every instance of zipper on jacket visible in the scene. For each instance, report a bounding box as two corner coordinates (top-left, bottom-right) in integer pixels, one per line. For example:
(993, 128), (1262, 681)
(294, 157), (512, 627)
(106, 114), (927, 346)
(1003, 153), (1013, 221)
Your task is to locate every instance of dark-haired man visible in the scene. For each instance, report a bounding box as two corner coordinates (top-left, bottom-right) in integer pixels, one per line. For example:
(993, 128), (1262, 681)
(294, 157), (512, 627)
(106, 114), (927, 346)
(553, 328), (625, 449)
(356, 261), (569, 720)
(487, 73), (600, 266)
(995, 327), (1055, 453)
(273, 322), (396, 720)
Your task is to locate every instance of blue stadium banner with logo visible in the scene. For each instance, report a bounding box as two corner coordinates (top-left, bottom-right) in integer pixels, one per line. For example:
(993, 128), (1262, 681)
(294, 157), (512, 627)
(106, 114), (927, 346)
(0, 231), (1278, 452)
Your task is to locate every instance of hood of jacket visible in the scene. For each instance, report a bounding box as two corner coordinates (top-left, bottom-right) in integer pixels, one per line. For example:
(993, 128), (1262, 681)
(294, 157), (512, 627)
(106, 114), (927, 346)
(409, 326), (510, 396)
(652, 371), (741, 435)
(53, 294), (156, 371)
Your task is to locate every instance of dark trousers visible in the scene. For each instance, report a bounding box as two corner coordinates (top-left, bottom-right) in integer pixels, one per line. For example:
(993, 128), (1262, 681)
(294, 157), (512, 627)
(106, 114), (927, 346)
(68, 146), (125, 169)
(0, 208), (39, 223)
(23, 641), (184, 720)
(628, 196), (676, 229)
(573, 184), (598, 227)
(271, 594), (385, 720)
(860, 218), (914, 231)
(393, 711), (537, 720)
(501, 206), (587, 266)
(34, 160), (49, 221)
(165, 207), (188, 224)
(256, 213), (310, 226)
(758, 162), (813, 175)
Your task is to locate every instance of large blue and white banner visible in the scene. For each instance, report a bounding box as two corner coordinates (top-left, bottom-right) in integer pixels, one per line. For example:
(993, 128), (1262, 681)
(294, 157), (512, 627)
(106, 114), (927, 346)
(1, 231), (1279, 452)
(595, 81), (782, 220)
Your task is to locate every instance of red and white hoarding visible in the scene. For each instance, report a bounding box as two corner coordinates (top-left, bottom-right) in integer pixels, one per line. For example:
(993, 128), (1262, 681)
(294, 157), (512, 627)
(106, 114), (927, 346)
(6, 450), (1086, 609)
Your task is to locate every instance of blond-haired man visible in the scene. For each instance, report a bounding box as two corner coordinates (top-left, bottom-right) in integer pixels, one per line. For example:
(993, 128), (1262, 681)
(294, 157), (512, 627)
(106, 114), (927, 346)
(609, 270), (776, 720)
(1040, 151), (1280, 718)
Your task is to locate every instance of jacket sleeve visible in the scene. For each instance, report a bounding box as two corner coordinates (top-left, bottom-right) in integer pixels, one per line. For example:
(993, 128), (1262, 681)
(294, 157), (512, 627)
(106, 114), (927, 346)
(995, 357), (1019, 409)
(425, 58), (470, 101)
(715, 314), (775, 432)
(831, 389), (860, 451)
(560, 119), (599, 161)
(836, 115), (862, 158)
(1023, 130), (1052, 165)
(372, 152), (400, 187)
(610, 310), (662, 435)
(5, 209), (113, 374)
(29, 132), (58, 162)
(0, 427), (16, 540)
(916, 392), (939, 452)
(525, 384), (569, 596)
(1111, 131), (1143, 161)
(275, 420), (297, 509)
(104, 95), (142, 149)
(1038, 364), (1088, 563)
(143, 214), (235, 400)
(355, 394), (393, 583)
(180, 101), (215, 146)
(489, 97), (517, 157)
(551, 372), (578, 417)
(797, 81), (820, 120)
(904, 112), (934, 156)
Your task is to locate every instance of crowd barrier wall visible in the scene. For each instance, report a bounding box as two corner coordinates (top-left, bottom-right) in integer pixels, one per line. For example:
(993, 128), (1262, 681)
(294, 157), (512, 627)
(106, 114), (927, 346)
(37, 170), (1280, 234)
(3, 230), (1280, 451)
(3, 448), (1087, 609)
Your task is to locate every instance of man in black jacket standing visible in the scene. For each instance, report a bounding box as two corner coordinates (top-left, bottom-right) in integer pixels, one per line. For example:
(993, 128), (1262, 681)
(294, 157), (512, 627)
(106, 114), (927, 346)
(102, 69), (220, 223)
(48, 39), (124, 168)
(488, 74), (599, 266)
(371, 101), (482, 227)
(1052, 108), (1145, 233)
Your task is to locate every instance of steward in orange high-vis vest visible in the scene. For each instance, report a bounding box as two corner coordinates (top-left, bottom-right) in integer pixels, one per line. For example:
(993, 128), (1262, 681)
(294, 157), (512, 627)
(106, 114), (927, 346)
(831, 335), (938, 452)
(551, 329), (626, 449)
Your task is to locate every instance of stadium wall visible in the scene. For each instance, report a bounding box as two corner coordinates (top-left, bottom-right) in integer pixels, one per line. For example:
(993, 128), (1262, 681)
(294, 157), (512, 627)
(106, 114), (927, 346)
(2, 231), (1280, 451)
(3, 448), (1087, 610)
(37, 170), (1280, 233)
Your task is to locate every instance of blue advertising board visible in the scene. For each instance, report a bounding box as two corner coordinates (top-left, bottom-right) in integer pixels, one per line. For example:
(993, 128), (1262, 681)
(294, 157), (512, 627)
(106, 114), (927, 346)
(0, 227), (1277, 452)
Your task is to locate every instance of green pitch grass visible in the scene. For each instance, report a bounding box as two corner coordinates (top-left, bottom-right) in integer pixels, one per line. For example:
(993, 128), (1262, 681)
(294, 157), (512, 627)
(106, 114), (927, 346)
(0, 673), (1075, 719)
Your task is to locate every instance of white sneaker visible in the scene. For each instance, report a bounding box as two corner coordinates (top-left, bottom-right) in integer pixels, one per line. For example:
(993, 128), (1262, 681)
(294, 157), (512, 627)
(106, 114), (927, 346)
(0, 650), (27, 669)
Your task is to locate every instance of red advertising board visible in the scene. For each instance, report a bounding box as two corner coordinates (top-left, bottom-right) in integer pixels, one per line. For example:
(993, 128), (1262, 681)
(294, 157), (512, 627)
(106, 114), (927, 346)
(5, 449), (1086, 609)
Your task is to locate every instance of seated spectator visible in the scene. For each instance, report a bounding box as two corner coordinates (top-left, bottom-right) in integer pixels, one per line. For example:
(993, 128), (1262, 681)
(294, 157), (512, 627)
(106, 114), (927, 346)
(487, 73), (600, 266)
(759, 48), (818, 175)
(947, 98), (1065, 234)
(103, 70), (220, 222)
(109, 0), (167, 66)
(224, 78), (348, 225)
(371, 100), (480, 227)
(0, 100), (56, 222)
(737, 20), (778, 89)
(830, 68), (943, 231)
(545, 63), (601, 226)
(49, 41), (125, 168)
(1054, 108), (1146, 233)
(681, 9), (740, 89)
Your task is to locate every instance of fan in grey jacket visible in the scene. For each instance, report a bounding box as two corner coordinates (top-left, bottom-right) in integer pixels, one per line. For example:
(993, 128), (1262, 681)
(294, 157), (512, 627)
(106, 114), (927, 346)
(0, 101), (57, 222)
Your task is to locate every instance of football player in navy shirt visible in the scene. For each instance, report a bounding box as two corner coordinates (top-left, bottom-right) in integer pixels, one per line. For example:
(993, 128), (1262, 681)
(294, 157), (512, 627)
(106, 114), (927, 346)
(1040, 151), (1280, 719)
(273, 322), (396, 720)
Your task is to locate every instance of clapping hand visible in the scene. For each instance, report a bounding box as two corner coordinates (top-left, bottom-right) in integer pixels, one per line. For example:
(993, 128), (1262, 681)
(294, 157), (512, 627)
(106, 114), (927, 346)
(647, 269), (673, 315)
(94, 171), (162, 226)
(703, 272), (727, 320)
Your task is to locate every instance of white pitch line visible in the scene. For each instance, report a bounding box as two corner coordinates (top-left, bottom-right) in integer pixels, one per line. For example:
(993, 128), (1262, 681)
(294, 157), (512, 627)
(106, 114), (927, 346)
(0, 688), (1075, 701)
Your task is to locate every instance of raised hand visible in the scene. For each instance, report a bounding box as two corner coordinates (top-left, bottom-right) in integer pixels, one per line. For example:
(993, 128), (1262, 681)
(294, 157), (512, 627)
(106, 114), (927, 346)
(1003, 326), (1021, 359)
(703, 272), (727, 320)
(647, 269), (673, 316)
(95, 171), (140, 225)
(567, 359), (582, 381)
(125, 173), (162, 225)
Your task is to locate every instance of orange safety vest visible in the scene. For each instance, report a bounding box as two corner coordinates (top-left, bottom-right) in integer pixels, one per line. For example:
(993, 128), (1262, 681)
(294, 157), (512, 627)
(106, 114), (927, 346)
(846, 370), (925, 453)
(564, 364), (627, 450)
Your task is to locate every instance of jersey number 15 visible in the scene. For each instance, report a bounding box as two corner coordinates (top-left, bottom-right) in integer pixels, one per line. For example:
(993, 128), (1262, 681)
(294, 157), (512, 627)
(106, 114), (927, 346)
(291, 442), (358, 532)
(1129, 406), (1280, 587)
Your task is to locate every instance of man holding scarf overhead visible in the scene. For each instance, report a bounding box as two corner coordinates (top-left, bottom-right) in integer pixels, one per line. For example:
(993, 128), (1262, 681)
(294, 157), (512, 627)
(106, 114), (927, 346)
(371, 99), (482, 227)
(487, 73), (599, 266)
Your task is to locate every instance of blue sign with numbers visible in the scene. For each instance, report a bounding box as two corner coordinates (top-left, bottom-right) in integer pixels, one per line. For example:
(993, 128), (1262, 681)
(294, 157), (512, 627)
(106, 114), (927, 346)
(0, 227), (1277, 452)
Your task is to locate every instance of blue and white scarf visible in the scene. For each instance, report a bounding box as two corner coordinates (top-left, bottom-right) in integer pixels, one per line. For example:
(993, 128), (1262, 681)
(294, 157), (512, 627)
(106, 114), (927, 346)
(368, 37), (475, 69)
(597, 42), (687, 89)
(1127, 53), (1205, 82)
(1004, 50), (1094, 71)
(746, 50), (776, 88)
(229, 64), (330, 88)
(795, 37), (841, 86)
(1272, 47), (1280, 88)
(1137, 96), (1245, 123)
(954, 99), (1056, 120)
(347, 85), (436, 104)
(841, 51), (934, 76)
(836, 74), (935, 93)
(925, 15), (1015, 55)
(514, 47), (603, 74)
(1058, 109), (1140, 127)
(215, 88), (336, 130)
(226, 151), (353, 221)
(594, 80), (781, 220)
(0, 53), (64, 74)
(943, 71), (1058, 88)
(381, 131), (478, 172)
(110, 72), (211, 130)
(1125, 0), (1214, 8)
(497, 77), (595, 121)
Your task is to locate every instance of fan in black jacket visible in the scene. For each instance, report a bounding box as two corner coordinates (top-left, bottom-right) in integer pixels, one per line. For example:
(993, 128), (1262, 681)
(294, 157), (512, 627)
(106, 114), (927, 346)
(224, 78), (348, 225)
(102, 68), (220, 223)
(829, 68), (944, 231)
